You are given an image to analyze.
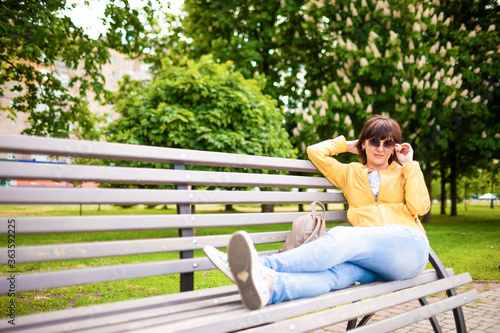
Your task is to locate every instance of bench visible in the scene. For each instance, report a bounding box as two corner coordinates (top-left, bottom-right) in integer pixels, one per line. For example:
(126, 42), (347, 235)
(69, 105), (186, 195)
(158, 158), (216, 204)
(0, 134), (478, 332)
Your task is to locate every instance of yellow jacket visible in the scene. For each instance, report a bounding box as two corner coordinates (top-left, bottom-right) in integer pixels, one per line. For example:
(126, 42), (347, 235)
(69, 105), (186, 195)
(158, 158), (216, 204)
(307, 136), (430, 233)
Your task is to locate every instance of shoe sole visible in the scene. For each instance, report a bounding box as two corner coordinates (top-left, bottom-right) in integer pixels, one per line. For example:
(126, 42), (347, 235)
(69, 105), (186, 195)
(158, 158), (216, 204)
(203, 245), (235, 283)
(228, 231), (265, 310)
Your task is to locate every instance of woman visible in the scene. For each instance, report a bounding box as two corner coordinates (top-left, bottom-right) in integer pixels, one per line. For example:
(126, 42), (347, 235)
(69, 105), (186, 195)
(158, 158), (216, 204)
(204, 115), (431, 311)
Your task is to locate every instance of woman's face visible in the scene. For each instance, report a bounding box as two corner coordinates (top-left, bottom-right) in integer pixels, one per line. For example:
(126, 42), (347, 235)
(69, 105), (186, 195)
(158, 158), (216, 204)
(362, 137), (395, 171)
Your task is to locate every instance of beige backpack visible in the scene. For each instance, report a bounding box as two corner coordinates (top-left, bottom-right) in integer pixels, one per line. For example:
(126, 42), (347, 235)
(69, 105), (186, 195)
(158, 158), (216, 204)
(279, 201), (327, 252)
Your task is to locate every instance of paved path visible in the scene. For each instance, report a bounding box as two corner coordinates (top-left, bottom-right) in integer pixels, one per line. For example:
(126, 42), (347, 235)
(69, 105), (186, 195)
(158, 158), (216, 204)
(313, 284), (500, 333)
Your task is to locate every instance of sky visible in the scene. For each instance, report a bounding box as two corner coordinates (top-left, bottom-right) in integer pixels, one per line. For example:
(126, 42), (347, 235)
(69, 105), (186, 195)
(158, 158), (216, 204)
(65, 0), (185, 39)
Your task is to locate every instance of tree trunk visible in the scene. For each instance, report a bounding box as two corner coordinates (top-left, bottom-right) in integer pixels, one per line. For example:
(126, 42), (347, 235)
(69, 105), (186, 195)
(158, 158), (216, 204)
(422, 163), (432, 223)
(450, 147), (458, 216)
(440, 164), (446, 215)
(262, 204), (274, 212)
(225, 204), (234, 211)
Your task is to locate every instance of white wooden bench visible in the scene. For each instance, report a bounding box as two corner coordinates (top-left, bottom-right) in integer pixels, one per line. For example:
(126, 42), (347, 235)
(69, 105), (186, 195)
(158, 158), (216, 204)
(0, 134), (478, 332)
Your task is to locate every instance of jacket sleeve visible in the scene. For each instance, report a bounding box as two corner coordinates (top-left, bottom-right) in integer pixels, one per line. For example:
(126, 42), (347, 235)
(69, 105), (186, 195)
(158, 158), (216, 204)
(306, 136), (350, 190)
(401, 161), (431, 216)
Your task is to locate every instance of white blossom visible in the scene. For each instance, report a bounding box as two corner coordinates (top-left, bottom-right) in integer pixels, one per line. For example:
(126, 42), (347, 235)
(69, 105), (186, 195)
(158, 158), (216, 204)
(369, 31), (380, 41)
(360, 57), (369, 67)
(432, 81), (439, 89)
(346, 93), (355, 104)
(345, 115), (352, 126)
(468, 31), (476, 38)
(293, 128), (300, 136)
(346, 17), (353, 27)
(488, 24), (496, 31)
(402, 81), (410, 91)
(397, 60), (404, 71)
(348, 129), (355, 138)
(364, 86), (373, 95)
(431, 14), (437, 25)
(474, 67), (480, 74)
(460, 89), (469, 97)
(366, 104), (373, 113)
(334, 113), (340, 121)
(354, 92), (362, 104)
(426, 101), (433, 109)
(482, 131), (487, 138)
(451, 101), (457, 109)
(411, 104), (416, 112)
(350, 2), (358, 16)
(472, 96), (481, 103)
(381, 85), (386, 93)
(413, 22), (421, 32)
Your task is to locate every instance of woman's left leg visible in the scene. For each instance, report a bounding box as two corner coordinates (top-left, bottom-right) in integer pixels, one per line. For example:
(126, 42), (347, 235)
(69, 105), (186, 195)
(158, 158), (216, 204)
(262, 225), (429, 281)
(269, 262), (384, 304)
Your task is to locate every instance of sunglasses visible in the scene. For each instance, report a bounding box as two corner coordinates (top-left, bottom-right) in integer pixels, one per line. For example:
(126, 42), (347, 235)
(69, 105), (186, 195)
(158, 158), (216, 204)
(367, 138), (395, 150)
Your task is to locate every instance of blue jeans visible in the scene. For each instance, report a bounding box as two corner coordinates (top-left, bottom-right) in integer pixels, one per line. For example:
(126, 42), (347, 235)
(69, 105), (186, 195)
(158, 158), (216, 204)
(261, 225), (430, 304)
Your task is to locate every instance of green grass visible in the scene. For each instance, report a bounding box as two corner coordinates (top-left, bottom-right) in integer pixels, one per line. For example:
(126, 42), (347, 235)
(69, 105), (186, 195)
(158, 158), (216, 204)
(0, 202), (498, 318)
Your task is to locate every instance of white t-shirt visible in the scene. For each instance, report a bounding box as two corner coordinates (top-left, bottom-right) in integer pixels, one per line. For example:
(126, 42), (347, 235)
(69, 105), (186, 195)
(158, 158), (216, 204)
(368, 171), (380, 200)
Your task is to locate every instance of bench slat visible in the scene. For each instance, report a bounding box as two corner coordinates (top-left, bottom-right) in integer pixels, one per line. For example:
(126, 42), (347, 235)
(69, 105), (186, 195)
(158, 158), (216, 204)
(140, 271), (470, 333)
(0, 187), (345, 205)
(0, 251), (277, 294)
(0, 269), (453, 333)
(0, 134), (318, 173)
(0, 161), (335, 188)
(3, 232), (288, 263)
(0, 211), (347, 234)
(0, 285), (239, 331)
(349, 290), (478, 333)
(167, 272), (473, 333)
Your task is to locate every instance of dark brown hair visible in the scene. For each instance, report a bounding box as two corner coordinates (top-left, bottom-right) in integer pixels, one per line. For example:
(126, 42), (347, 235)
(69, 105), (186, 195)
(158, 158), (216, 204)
(357, 115), (402, 165)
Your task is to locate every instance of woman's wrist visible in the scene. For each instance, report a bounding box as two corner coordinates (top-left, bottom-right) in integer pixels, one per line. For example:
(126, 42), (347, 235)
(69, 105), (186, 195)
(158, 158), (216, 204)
(346, 140), (359, 154)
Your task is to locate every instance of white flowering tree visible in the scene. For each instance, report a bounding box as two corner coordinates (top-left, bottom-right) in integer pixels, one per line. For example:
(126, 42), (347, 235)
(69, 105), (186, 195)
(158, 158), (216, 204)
(290, 0), (499, 216)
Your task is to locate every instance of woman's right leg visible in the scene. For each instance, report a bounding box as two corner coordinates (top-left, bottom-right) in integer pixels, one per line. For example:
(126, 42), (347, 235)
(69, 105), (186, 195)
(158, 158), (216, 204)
(269, 262), (384, 304)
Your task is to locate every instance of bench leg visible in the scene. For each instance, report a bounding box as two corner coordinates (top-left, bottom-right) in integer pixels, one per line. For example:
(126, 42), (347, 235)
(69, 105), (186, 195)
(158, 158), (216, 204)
(175, 164), (195, 292)
(428, 248), (467, 333)
(419, 297), (443, 333)
(346, 314), (374, 330)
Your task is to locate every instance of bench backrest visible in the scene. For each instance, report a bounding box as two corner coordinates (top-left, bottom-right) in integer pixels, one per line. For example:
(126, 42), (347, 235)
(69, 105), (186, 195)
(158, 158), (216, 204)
(0, 134), (347, 294)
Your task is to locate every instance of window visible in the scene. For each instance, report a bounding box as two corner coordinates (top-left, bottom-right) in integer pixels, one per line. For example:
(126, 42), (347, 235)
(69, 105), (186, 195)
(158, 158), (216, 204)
(109, 70), (115, 78)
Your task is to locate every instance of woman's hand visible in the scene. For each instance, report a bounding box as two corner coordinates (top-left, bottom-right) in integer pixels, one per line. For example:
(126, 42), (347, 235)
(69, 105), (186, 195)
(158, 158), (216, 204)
(395, 143), (414, 166)
(346, 139), (360, 155)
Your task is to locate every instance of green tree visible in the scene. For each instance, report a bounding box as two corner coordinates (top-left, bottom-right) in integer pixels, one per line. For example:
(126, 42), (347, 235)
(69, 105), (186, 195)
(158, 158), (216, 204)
(106, 55), (295, 159)
(289, 0), (499, 219)
(0, 0), (162, 139)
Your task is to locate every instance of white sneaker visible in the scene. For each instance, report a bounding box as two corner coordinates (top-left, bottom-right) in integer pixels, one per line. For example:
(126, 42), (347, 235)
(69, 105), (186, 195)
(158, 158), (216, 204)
(228, 231), (271, 310)
(203, 245), (235, 283)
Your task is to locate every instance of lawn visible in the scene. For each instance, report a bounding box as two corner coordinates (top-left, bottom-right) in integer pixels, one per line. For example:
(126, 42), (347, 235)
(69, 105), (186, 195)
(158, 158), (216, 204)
(0, 202), (498, 318)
